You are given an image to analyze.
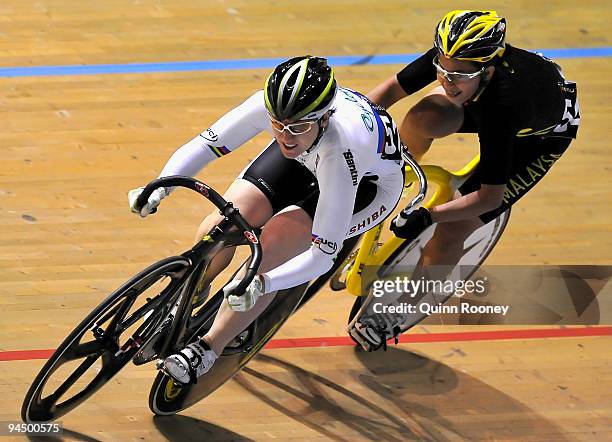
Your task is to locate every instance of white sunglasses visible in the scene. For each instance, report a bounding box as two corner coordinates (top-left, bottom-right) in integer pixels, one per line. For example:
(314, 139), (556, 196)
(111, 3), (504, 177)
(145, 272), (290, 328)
(269, 117), (318, 135)
(432, 56), (485, 83)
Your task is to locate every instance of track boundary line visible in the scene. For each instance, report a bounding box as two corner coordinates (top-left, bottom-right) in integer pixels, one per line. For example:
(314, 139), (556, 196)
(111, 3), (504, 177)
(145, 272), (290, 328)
(2, 326), (609, 362)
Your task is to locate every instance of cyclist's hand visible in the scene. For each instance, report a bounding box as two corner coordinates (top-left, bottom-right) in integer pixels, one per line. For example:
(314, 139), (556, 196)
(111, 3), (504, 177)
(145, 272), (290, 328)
(224, 276), (265, 312)
(390, 207), (433, 239)
(128, 186), (169, 218)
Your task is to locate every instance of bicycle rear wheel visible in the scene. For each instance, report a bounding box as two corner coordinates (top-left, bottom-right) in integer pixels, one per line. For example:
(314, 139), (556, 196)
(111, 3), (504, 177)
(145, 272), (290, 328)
(348, 209), (511, 328)
(21, 256), (190, 423)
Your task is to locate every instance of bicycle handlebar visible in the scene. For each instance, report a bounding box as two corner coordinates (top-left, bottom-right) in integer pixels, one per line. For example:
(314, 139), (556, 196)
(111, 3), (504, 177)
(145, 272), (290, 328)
(400, 148), (428, 215)
(136, 175), (262, 297)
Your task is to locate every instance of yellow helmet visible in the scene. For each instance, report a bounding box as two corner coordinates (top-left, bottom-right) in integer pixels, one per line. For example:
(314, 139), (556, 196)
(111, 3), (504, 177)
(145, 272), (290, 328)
(434, 10), (506, 63)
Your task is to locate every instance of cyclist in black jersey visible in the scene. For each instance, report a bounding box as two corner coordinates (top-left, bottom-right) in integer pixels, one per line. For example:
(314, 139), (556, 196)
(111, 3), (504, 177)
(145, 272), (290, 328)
(350, 10), (580, 351)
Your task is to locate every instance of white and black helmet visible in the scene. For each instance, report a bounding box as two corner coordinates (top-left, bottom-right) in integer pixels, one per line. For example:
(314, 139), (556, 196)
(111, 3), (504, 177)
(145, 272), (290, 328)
(264, 56), (337, 122)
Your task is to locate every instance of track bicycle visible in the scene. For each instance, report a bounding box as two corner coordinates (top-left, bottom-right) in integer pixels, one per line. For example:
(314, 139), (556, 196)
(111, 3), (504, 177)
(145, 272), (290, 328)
(22, 151), (508, 422)
(337, 153), (510, 329)
(21, 176), (264, 422)
(21, 173), (364, 422)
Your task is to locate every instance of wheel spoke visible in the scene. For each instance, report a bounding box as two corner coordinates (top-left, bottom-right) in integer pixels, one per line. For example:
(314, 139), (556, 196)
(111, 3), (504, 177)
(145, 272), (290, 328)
(114, 273), (182, 333)
(46, 354), (100, 403)
(95, 302), (123, 329)
(53, 354), (123, 415)
(102, 294), (137, 341)
(120, 289), (175, 332)
(23, 257), (191, 422)
(65, 339), (106, 361)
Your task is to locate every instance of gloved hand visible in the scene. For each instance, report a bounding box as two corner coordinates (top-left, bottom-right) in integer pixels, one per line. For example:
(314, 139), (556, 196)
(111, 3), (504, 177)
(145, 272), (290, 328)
(224, 276), (266, 312)
(128, 186), (169, 218)
(390, 207), (433, 239)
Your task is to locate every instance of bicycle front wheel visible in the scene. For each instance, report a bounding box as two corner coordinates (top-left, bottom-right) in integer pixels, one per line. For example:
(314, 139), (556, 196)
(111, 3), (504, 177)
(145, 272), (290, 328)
(21, 256), (190, 423)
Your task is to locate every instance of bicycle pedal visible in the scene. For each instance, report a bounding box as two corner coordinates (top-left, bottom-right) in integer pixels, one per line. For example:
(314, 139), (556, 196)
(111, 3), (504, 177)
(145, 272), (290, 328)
(329, 277), (347, 291)
(156, 360), (190, 386)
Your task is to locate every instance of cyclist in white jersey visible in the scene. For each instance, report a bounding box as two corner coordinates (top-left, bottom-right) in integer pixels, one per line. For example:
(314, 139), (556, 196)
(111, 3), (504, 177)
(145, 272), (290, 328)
(128, 56), (406, 384)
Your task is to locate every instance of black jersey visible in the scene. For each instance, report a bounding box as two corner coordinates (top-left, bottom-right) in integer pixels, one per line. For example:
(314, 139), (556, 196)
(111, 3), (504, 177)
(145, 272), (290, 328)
(396, 45), (579, 184)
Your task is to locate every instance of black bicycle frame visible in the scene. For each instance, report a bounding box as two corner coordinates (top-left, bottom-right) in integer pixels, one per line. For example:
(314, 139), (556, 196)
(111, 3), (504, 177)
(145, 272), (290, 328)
(136, 176), (263, 357)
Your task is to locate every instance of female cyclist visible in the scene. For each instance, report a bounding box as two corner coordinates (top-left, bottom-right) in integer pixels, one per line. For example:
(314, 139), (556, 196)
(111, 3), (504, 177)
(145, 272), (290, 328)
(129, 56), (408, 382)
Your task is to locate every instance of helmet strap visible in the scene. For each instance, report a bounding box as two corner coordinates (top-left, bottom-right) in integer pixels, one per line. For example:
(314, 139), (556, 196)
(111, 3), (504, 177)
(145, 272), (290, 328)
(468, 69), (493, 103)
(306, 115), (329, 153)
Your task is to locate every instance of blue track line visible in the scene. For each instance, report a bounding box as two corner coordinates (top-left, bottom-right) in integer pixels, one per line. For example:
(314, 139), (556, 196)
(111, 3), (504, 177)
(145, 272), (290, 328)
(1, 47), (610, 78)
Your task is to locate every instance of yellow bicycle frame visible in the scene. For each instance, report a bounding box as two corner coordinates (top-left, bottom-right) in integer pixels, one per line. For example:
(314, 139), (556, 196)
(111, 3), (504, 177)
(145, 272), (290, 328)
(343, 155), (481, 296)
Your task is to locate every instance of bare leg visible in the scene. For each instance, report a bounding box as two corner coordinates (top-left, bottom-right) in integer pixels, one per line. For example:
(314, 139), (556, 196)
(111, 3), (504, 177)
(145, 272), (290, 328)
(202, 206), (313, 355)
(194, 179), (274, 290)
(420, 215), (484, 267)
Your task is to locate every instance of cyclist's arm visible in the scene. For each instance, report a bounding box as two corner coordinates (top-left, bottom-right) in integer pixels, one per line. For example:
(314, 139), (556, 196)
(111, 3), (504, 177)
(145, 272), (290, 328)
(432, 116), (513, 222)
(261, 149), (362, 293)
(158, 90), (268, 178)
(367, 76), (408, 109)
(368, 48), (437, 109)
(430, 185), (505, 223)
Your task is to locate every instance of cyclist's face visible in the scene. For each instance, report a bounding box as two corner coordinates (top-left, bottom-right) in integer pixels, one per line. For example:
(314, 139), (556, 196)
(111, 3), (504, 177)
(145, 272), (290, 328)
(436, 56), (487, 104)
(271, 118), (321, 159)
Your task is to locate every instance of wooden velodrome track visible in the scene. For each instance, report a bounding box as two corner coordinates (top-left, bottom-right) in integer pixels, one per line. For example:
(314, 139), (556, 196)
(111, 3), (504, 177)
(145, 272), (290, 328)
(1, 1), (611, 440)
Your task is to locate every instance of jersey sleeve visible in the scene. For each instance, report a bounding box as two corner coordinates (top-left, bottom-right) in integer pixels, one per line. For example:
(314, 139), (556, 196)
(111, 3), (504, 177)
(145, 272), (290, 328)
(396, 48), (438, 95)
(262, 145), (366, 293)
(159, 90), (269, 178)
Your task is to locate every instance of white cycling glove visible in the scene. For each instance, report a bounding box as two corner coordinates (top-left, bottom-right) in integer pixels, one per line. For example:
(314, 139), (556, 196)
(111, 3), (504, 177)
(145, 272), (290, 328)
(224, 277), (266, 312)
(128, 186), (169, 218)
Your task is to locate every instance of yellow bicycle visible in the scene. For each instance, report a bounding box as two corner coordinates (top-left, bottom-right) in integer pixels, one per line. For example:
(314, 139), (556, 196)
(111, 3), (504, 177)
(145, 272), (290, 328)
(332, 152), (511, 329)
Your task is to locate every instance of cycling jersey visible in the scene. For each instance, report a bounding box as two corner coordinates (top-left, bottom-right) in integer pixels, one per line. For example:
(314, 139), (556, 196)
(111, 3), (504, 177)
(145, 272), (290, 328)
(239, 139), (400, 233)
(157, 87), (405, 293)
(396, 44), (580, 185)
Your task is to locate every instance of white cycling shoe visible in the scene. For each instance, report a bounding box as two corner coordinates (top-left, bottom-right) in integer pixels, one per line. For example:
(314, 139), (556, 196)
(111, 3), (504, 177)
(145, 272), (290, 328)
(162, 340), (218, 385)
(349, 311), (407, 352)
